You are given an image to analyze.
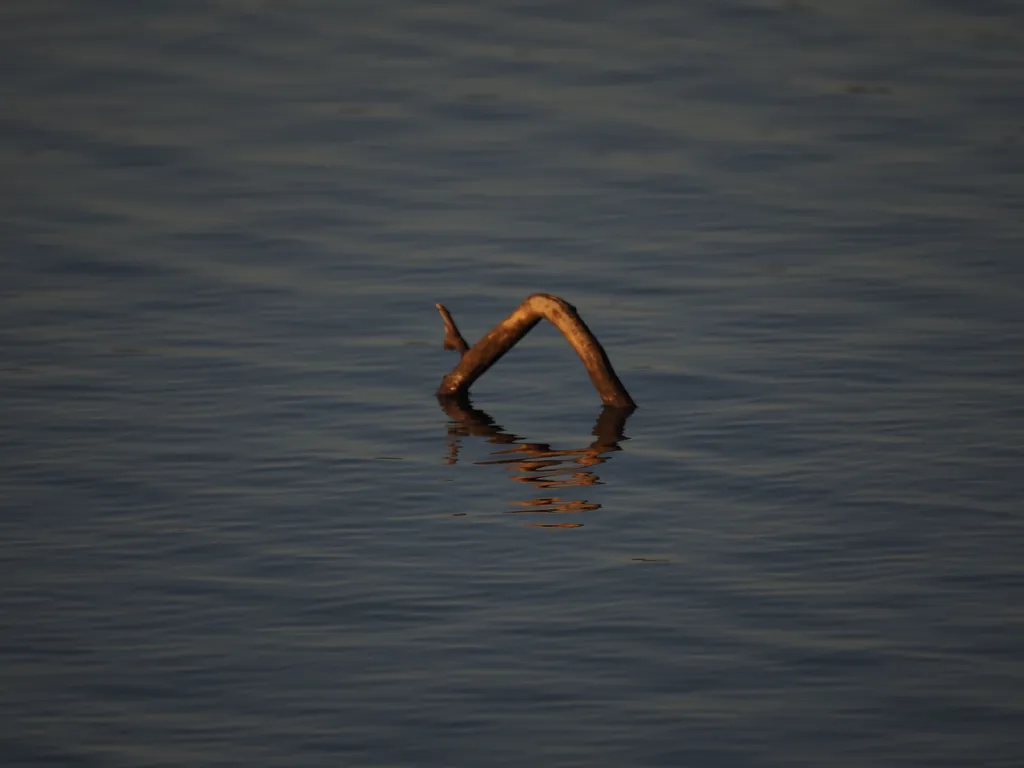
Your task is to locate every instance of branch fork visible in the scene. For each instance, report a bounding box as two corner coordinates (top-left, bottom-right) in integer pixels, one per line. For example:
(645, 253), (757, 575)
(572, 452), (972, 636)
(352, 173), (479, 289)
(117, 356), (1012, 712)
(435, 293), (636, 409)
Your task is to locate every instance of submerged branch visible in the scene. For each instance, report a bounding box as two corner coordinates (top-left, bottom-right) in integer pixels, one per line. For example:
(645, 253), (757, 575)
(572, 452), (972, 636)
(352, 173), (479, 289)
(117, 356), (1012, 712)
(435, 293), (636, 409)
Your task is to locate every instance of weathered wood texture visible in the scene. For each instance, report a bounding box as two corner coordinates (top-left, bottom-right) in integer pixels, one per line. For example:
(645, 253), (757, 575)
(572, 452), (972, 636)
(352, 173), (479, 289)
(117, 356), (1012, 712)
(435, 293), (636, 409)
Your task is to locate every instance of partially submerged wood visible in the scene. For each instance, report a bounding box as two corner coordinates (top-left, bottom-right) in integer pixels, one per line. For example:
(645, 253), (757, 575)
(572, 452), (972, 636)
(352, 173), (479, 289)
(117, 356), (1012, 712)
(435, 293), (636, 409)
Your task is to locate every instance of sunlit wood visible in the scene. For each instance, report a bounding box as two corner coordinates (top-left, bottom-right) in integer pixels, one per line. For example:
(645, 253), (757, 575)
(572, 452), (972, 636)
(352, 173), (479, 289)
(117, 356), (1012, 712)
(435, 293), (636, 408)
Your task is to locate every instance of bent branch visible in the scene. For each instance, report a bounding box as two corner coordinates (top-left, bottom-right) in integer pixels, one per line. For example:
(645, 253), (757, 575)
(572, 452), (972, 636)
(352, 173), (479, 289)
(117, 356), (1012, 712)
(435, 293), (636, 409)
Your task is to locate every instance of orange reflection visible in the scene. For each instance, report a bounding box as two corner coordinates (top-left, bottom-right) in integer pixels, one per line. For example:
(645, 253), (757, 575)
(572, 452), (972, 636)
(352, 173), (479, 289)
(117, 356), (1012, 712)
(439, 395), (633, 528)
(506, 498), (602, 514)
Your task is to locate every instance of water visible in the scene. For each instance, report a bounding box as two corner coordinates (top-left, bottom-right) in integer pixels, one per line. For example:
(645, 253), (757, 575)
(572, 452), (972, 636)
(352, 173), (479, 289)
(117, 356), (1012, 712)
(2, 1), (1023, 766)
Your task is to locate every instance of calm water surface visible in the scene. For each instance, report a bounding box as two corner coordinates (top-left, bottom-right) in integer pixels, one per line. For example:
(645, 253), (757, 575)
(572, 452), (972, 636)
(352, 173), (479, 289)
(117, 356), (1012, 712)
(2, 1), (1023, 766)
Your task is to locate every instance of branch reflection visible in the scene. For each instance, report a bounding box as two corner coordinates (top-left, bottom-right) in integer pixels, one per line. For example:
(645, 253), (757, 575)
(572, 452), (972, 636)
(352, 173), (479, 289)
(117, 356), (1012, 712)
(439, 395), (634, 528)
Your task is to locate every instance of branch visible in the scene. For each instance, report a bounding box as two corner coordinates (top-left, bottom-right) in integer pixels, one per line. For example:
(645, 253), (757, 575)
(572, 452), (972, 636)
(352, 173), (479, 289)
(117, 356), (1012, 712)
(435, 293), (636, 409)
(435, 303), (469, 357)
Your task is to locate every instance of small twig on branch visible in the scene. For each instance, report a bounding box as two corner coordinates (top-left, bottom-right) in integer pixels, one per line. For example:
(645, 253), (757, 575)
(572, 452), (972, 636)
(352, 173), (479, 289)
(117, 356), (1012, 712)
(435, 293), (636, 409)
(435, 303), (469, 357)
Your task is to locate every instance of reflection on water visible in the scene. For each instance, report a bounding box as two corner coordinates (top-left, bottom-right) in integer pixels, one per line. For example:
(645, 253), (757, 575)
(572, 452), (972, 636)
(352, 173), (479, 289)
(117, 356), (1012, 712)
(439, 395), (632, 526)
(3, 0), (1022, 764)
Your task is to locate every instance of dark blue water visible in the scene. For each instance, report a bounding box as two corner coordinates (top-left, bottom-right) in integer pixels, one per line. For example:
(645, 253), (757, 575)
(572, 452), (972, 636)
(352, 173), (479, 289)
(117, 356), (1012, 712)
(2, 1), (1023, 766)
